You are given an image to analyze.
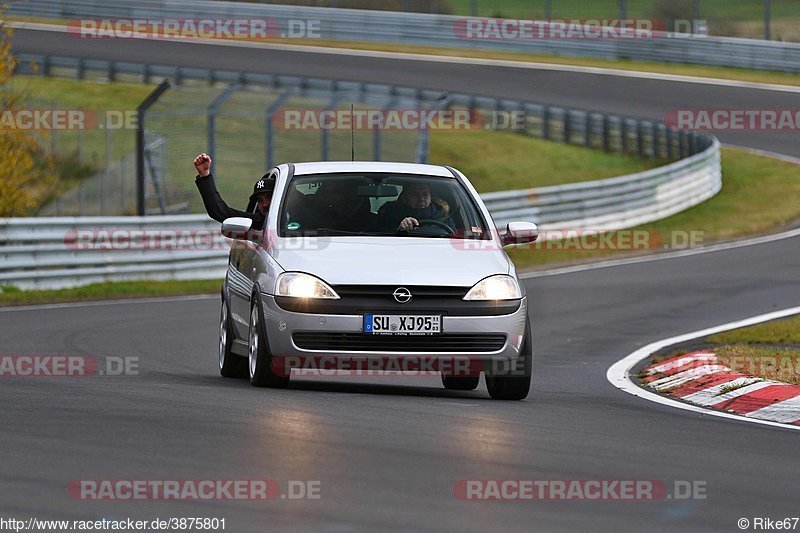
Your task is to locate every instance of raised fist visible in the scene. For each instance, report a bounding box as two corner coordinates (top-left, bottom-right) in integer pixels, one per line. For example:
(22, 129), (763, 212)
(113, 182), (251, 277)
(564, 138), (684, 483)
(194, 153), (212, 177)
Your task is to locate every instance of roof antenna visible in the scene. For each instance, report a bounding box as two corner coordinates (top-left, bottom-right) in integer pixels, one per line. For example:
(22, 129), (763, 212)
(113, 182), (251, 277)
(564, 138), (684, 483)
(350, 103), (355, 161)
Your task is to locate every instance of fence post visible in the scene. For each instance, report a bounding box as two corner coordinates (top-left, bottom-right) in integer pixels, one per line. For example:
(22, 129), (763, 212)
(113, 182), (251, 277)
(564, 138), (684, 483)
(679, 130), (688, 159)
(416, 94), (451, 164)
(320, 84), (342, 161)
(374, 91), (401, 161)
(77, 129), (84, 163)
(136, 80), (171, 216)
(264, 85), (298, 170)
(620, 118), (628, 153)
(584, 113), (592, 148)
(207, 83), (241, 165)
(563, 109), (571, 144)
(651, 122), (658, 158)
(666, 128), (674, 160)
(542, 105), (551, 140)
(636, 120), (645, 157)
(764, 0), (771, 40)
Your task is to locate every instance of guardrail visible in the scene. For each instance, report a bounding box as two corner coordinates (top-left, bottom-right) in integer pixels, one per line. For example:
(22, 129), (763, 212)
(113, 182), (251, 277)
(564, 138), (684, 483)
(7, 0), (800, 73)
(1, 134), (719, 290)
(484, 137), (721, 230)
(0, 215), (228, 289)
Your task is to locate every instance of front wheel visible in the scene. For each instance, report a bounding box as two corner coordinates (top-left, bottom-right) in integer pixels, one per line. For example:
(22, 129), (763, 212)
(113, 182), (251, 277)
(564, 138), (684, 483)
(485, 318), (532, 401)
(219, 296), (247, 378)
(248, 300), (290, 388)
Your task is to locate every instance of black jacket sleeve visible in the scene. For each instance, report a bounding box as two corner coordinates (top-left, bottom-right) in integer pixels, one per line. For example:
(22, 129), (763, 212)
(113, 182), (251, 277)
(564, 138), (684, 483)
(195, 173), (265, 230)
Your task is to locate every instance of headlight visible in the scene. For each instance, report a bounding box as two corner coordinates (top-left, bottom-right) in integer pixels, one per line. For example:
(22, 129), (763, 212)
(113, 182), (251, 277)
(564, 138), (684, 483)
(463, 275), (521, 301)
(276, 273), (339, 299)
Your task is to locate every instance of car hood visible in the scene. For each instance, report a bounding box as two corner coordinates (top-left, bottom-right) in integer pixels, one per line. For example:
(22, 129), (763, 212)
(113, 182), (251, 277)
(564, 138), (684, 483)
(269, 236), (510, 287)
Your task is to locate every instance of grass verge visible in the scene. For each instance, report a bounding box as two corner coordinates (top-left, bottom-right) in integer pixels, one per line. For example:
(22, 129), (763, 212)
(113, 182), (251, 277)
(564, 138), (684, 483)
(656, 315), (800, 385)
(0, 279), (222, 306)
(429, 129), (666, 190)
(708, 315), (800, 344)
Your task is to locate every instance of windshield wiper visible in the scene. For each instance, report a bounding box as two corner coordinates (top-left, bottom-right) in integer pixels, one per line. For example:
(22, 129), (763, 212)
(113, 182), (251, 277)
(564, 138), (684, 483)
(395, 228), (451, 238)
(314, 228), (398, 237)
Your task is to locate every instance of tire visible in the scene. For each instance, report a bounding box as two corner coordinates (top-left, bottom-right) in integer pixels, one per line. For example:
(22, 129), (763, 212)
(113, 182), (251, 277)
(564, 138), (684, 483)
(441, 375), (480, 391)
(248, 296), (290, 388)
(219, 295), (247, 378)
(485, 318), (532, 401)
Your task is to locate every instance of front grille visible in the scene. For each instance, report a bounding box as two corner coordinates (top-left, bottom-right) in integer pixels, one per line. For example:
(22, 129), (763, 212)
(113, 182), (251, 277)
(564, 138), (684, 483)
(333, 285), (468, 299)
(292, 332), (506, 352)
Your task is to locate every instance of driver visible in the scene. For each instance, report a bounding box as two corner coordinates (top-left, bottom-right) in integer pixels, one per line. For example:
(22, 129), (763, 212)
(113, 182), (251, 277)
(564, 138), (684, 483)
(377, 181), (452, 232)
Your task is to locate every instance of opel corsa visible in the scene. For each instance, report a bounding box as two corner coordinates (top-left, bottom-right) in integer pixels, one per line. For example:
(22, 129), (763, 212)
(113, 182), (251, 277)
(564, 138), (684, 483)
(217, 162), (538, 400)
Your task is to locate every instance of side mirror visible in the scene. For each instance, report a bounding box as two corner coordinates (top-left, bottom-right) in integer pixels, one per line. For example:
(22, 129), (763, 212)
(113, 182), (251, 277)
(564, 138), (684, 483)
(501, 221), (538, 247)
(221, 217), (256, 241)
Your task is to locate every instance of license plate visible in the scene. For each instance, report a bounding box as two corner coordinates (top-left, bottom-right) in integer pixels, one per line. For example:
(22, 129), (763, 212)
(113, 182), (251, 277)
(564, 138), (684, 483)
(363, 314), (441, 335)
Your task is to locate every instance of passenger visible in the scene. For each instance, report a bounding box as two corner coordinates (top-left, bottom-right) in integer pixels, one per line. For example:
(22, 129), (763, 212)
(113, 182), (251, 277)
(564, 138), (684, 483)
(193, 152), (272, 230)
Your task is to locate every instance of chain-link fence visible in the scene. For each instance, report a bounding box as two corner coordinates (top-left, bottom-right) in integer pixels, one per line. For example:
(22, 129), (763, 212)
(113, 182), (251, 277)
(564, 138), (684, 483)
(25, 78), (424, 216)
(15, 54), (712, 218)
(142, 82), (423, 215)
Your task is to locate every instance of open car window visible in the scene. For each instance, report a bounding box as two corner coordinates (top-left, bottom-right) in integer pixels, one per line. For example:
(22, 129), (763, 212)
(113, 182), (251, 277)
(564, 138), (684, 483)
(278, 173), (490, 239)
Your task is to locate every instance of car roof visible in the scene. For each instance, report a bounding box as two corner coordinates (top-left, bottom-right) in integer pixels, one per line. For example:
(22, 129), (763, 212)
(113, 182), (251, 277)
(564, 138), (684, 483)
(290, 161), (455, 178)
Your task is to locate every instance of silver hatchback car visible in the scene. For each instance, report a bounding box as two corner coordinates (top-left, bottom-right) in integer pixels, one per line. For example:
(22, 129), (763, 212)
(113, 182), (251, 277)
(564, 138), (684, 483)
(217, 162), (538, 400)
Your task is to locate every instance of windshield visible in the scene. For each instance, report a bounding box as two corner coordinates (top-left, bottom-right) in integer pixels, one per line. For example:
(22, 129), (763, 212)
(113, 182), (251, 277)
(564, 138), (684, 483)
(279, 173), (490, 239)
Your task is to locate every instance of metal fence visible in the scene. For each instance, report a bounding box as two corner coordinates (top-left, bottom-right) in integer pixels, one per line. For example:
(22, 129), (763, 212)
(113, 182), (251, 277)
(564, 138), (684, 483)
(14, 53), (713, 218)
(15, 55), (426, 216)
(0, 215), (228, 289)
(7, 0), (800, 72)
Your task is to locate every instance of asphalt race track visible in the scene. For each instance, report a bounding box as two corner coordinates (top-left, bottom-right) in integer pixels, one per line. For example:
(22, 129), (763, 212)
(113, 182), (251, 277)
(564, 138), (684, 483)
(3, 26), (799, 532)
